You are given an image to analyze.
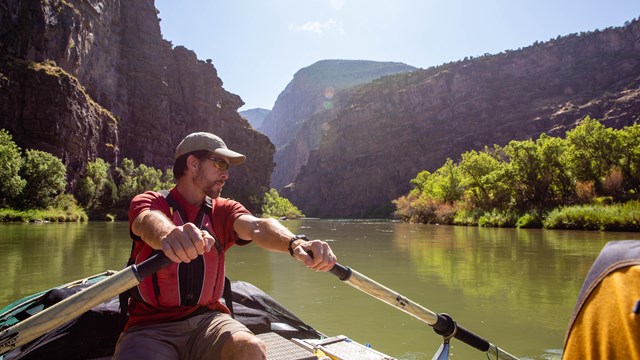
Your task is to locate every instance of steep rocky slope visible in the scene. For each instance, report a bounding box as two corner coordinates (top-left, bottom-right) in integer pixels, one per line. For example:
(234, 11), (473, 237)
(262, 59), (416, 189)
(289, 20), (640, 218)
(0, 0), (272, 207)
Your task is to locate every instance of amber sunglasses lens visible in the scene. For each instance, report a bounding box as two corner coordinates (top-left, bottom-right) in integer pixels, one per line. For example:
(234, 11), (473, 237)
(208, 157), (229, 171)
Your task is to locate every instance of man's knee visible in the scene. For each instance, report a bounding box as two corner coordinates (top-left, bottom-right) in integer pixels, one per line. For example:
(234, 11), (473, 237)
(221, 331), (266, 359)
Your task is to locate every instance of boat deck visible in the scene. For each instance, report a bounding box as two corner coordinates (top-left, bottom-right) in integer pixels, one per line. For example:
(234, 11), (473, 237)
(258, 332), (396, 360)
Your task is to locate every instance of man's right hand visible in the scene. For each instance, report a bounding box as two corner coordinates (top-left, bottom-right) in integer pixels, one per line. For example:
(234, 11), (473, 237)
(159, 223), (215, 263)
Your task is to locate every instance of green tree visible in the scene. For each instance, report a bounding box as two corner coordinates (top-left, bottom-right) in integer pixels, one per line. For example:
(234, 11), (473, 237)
(535, 134), (575, 205)
(617, 123), (640, 195)
(503, 135), (573, 210)
(77, 158), (111, 210)
(18, 149), (67, 209)
(566, 117), (622, 194)
(114, 158), (138, 209)
(458, 147), (509, 210)
(261, 188), (304, 219)
(426, 158), (462, 203)
(409, 170), (431, 196)
(0, 129), (26, 206)
(114, 158), (174, 209)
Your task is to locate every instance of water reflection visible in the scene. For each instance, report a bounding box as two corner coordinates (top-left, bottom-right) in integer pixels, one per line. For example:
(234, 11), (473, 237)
(1, 221), (638, 360)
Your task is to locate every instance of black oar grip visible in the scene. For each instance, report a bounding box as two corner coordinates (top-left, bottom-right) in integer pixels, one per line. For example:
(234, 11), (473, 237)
(329, 263), (352, 281)
(433, 313), (490, 352)
(134, 252), (174, 280)
(455, 324), (490, 352)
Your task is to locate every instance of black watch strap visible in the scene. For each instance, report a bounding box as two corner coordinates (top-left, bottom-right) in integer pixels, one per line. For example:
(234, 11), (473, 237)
(288, 234), (308, 256)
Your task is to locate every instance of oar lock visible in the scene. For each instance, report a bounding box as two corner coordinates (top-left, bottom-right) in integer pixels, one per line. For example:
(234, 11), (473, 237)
(433, 313), (458, 341)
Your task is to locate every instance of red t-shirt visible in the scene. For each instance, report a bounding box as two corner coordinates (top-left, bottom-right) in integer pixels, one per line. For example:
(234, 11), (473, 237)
(125, 188), (251, 330)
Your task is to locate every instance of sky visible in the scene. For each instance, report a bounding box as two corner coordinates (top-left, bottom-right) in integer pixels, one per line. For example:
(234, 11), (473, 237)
(154, 0), (640, 111)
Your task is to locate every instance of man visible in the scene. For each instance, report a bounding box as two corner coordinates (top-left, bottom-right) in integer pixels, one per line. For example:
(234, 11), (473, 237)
(112, 132), (337, 359)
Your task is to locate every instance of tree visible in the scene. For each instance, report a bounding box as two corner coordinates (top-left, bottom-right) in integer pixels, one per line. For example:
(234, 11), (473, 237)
(427, 158), (462, 203)
(566, 117), (622, 194)
(0, 129), (26, 206)
(18, 149), (67, 209)
(261, 188), (304, 219)
(458, 147), (509, 210)
(77, 158), (111, 210)
(535, 134), (574, 205)
(114, 158), (174, 209)
(616, 123), (640, 195)
(503, 135), (573, 210)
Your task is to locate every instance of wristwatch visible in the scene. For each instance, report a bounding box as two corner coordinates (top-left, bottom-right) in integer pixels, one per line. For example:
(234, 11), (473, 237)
(288, 234), (308, 256)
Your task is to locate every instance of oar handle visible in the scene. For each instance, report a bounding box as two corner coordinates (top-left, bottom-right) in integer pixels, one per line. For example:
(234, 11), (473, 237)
(328, 263), (351, 281)
(135, 252), (174, 279)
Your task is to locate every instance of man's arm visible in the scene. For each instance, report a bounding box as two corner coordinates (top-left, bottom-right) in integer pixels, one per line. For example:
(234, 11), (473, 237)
(131, 209), (215, 263)
(234, 214), (337, 272)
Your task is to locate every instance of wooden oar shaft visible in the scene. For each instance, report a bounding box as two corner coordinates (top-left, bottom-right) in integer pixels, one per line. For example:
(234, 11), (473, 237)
(335, 265), (440, 325)
(0, 253), (172, 355)
(329, 263), (519, 360)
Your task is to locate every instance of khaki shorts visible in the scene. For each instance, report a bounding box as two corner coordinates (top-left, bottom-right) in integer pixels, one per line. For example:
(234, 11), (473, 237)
(112, 311), (252, 360)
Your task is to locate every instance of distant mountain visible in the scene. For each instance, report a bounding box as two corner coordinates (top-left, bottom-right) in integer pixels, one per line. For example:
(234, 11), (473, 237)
(262, 59), (417, 189)
(240, 108), (271, 130)
(287, 19), (640, 218)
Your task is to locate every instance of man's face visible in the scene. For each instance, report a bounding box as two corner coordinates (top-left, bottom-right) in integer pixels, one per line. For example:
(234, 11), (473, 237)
(193, 156), (229, 199)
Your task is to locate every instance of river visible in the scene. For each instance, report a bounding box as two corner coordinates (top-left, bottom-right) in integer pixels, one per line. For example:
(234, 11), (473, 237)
(1, 220), (638, 359)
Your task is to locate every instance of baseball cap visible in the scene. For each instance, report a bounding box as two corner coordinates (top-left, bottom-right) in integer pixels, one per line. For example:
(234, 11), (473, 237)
(174, 132), (246, 165)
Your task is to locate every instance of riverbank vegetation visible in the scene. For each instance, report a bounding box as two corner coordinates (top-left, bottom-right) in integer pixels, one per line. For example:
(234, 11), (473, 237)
(394, 117), (640, 230)
(258, 188), (305, 219)
(0, 129), (300, 222)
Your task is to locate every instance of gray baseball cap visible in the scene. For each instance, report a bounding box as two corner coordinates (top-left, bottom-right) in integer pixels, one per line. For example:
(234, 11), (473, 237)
(174, 132), (246, 165)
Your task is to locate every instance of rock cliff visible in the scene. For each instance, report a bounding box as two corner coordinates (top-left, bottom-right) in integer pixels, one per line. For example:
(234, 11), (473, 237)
(289, 20), (640, 218)
(262, 59), (416, 190)
(0, 0), (273, 208)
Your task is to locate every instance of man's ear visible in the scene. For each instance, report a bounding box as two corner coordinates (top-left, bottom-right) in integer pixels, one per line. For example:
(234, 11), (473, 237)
(187, 154), (199, 171)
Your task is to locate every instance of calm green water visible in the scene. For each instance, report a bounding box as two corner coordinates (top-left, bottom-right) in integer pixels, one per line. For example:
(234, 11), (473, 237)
(1, 221), (638, 359)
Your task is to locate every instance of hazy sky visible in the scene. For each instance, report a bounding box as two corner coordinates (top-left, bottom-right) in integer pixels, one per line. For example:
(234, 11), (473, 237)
(154, 0), (640, 111)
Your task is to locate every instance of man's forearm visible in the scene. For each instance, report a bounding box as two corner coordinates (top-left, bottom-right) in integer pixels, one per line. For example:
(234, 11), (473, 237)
(131, 210), (176, 250)
(246, 217), (296, 253)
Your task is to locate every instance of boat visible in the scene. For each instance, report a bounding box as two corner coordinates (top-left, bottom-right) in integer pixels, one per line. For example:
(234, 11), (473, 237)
(0, 270), (396, 360)
(0, 254), (519, 360)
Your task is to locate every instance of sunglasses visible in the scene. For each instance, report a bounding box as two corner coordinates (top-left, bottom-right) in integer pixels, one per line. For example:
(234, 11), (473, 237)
(205, 157), (229, 171)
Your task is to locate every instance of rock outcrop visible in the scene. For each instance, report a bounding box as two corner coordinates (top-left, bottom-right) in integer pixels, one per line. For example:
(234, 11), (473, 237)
(0, 0), (273, 208)
(289, 20), (640, 218)
(261, 59), (416, 190)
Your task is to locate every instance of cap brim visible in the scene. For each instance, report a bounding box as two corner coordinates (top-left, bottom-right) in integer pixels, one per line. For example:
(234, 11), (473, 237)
(213, 148), (246, 165)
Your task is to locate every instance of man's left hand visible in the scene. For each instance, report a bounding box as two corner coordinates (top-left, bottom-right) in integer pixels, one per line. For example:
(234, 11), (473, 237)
(292, 239), (337, 272)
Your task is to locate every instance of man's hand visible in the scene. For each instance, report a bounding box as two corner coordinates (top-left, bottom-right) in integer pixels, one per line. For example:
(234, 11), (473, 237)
(292, 239), (337, 272)
(159, 223), (215, 263)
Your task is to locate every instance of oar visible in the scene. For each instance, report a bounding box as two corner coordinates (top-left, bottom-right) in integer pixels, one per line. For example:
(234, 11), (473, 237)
(328, 263), (519, 360)
(0, 253), (173, 355)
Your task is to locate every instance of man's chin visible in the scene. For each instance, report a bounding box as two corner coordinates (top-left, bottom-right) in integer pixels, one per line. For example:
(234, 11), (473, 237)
(206, 189), (222, 199)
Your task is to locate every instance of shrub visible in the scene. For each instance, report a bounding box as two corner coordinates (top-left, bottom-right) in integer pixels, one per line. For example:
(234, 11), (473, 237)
(478, 209), (518, 227)
(0, 129), (26, 206)
(543, 201), (640, 231)
(17, 149), (67, 209)
(516, 212), (543, 228)
(261, 188), (304, 219)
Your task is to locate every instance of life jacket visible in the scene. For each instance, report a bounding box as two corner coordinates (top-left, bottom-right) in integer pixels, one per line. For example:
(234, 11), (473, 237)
(562, 240), (640, 359)
(128, 191), (228, 309)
